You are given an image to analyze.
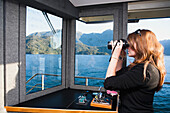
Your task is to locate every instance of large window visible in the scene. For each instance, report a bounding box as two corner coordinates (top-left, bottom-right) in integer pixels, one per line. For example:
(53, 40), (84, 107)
(128, 18), (170, 113)
(75, 19), (113, 87)
(26, 7), (62, 94)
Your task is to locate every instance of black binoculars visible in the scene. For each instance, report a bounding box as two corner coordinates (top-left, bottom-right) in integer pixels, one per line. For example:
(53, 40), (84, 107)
(107, 39), (129, 50)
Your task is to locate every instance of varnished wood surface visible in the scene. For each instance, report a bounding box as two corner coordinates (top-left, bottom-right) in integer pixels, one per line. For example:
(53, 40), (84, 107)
(5, 106), (118, 113)
(90, 98), (112, 109)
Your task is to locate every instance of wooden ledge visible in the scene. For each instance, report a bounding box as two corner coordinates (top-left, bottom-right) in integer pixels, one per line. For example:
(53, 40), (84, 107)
(5, 106), (118, 113)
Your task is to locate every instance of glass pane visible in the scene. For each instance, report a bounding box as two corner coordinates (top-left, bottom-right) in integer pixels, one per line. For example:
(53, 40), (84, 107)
(128, 18), (170, 113)
(75, 18), (113, 87)
(128, 18), (170, 82)
(26, 6), (62, 94)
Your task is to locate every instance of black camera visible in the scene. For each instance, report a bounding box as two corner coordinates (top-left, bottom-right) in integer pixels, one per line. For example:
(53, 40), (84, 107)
(108, 39), (129, 50)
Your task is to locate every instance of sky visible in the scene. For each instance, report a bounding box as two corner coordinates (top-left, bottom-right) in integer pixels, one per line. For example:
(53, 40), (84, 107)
(26, 7), (62, 36)
(128, 18), (170, 41)
(76, 18), (170, 41)
(27, 6), (170, 41)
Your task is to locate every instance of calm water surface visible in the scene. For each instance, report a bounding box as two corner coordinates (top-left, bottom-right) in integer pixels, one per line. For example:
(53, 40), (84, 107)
(26, 54), (170, 112)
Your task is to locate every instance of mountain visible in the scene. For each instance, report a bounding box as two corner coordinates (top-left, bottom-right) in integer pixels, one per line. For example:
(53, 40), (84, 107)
(26, 29), (113, 55)
(26, 30), (62, 54)
(75, 42), (110, 55)
(160, 40), (170, 55)
(79, 29), (113, 46)
(25, 29), (170, 55)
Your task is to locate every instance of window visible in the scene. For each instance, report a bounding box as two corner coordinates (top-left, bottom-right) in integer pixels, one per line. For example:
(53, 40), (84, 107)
(128, 18), (170, 82)
(128, 18), (170, 113)
(26, 6), (62, 94)
(75, 19), (113, 87)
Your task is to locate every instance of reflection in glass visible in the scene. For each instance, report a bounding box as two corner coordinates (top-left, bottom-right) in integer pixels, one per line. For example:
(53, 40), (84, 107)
(26, 6), (62, 94)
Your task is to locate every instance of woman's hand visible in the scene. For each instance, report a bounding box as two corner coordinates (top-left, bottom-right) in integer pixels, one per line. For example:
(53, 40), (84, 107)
(120, 50), (126, 59)
(111, 40), (123, 59)
(105, 40), (124, 79)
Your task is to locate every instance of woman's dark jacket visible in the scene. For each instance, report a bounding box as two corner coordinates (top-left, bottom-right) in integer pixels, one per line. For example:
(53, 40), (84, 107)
(104, 63), (160, 113)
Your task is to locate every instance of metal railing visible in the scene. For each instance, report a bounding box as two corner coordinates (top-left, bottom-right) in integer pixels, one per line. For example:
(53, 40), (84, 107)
(26, 84), (42, 94)
(26, 73), (105, 94)
(26, 73), (61, 94)
(164, 82), (170, 84)
(75, 76), (105, 86)
(26, 73), (170, 94)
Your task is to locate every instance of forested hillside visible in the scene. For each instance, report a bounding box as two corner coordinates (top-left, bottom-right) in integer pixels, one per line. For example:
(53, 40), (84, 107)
(26, 29), (170, 55)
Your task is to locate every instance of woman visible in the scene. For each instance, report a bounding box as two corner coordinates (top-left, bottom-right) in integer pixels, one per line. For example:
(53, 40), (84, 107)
(104, 29), (166, 113)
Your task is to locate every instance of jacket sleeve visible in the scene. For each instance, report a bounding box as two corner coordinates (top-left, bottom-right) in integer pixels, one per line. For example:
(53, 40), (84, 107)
(104, 64), (146, 90)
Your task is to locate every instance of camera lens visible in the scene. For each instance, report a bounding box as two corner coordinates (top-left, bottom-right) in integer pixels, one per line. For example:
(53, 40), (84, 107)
(107, 39), (129, 50)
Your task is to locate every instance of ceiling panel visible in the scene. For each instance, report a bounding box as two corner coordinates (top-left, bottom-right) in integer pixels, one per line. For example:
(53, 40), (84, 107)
(69, 0), (138, 7)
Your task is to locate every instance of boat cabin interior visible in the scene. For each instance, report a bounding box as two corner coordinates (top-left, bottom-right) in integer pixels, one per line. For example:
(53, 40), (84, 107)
(0, 0), (170, 113)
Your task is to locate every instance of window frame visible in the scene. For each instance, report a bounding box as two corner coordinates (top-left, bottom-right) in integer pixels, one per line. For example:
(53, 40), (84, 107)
(22, 6), (65, 102)
(69, 4), (128, 91)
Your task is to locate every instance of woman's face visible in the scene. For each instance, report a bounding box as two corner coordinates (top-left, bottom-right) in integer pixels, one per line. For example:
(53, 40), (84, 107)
(128, 43), (136, 57)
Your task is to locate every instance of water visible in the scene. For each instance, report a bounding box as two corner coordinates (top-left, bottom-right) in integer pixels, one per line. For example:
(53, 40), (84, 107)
(26, 54), (62, 93)
(26, 54), (170, 112)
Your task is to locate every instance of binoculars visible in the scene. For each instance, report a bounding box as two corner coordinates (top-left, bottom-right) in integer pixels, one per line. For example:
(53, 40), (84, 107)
(108, 39), (129, 50)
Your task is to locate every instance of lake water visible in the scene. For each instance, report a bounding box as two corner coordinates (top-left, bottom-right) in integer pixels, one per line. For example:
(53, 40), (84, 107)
(26, 54), (170, 112)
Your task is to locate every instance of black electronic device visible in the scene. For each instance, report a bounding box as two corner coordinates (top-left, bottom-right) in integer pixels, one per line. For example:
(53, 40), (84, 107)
(108, 39), (129, 50)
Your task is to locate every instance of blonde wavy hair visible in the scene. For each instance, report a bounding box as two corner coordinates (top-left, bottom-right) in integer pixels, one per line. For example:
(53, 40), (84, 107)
(127, 29), (166, 91)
